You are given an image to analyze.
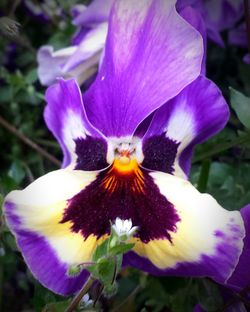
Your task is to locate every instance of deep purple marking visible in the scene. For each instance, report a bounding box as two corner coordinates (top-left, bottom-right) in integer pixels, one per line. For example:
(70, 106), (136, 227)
(74, 135), (108, 171)
(215, 230), (225, 238)
(142, 134), (179, 174)
(61, 166), (180, 243)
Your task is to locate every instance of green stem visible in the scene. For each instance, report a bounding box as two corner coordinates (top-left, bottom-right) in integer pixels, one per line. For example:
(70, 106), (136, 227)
(197, 160), (211, 193)
(64, 276), (95, 312)
(110, 285), (141, 312)
(0, 115), (61, 167)
(193, 133), (250, 163)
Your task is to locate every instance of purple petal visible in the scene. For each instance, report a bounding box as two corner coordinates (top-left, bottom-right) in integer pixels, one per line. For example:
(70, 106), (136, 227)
(13, 227), (89, 296)
(229, 23), (247, 48)
(44, 79), (105, 167)
(142, 76), (229, 177)
(177, 0), (244, 46)
(71, 4), (86, 19)
(206, 27), (225, 47)
(62, 23), (107, 73)
(180, 6), (207, 74)
(215, 0), (243, 31)
(73, 0), (114, 26)
(226, 205), (250, 291)
(71, 5), (90, 45)
(71, 26), (89, 46)
(193, 304), (205, 312)
(37, 46), (76, 86)
(3, 169), (100, 295)
(83, 0), (203, 137)
(243, 54), (250, 64)
(37, 23), (106, 87)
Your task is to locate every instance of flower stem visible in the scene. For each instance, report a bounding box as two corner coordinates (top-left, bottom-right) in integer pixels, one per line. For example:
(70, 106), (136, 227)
(64, 276), (95, 312)
(197, 159), (211, 192)
(110, 285), (141, 312)
(0, 115), (61, 167)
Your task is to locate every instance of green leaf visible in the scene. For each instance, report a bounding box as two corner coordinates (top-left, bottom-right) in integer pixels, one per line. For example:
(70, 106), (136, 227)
(230, 87), (250, 129)
(103, 282), (118, 298)
(109, 243), (135, 256)
(42, 300), (71, 312)
(25, 68), (38, 84)
(8, 161), (25, 184)
(92, 239), (109, 262)
(0, 86), (13, 102)
(197, 279), (223, 312)
(67, 265), (82, 277)
(97, 257), (116, 284)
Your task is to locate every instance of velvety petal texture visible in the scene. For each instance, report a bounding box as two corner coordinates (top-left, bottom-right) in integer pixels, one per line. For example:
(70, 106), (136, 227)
(142, 76), (229, 177)
(124, 171), (244, 284)
(4, 166), (245, 294)
(3, 169), (100, 295)
(44, 79), (106, 168)
(84, 0), (203, 137)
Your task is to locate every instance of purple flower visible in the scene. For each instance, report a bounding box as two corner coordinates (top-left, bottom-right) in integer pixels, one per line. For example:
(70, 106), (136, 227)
(177, 0), (244, 46)
(3, 0), (249, 296)
(229, 23), (250, 64)
(37, 0), (113, 86)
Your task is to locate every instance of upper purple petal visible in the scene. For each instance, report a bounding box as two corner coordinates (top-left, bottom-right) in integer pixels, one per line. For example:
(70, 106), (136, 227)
(83, 0), (203, 137)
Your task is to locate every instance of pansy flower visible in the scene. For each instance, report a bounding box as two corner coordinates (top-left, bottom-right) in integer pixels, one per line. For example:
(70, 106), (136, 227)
(4, 0), (249, 296)
(177, 0), (244, 47)
(37, 0), (112, 86)
(229, 23), (250, 64)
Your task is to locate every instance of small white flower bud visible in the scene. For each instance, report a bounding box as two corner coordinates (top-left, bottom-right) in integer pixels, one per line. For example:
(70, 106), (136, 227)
(112, 218), (138, 241)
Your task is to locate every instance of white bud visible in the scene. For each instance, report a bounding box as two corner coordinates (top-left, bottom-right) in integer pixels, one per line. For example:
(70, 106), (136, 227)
(112, 218), (138, 241)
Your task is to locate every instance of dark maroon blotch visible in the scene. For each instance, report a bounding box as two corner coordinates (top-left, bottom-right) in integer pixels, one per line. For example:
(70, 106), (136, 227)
(142, 134), (179, 174)
(74, 135), (108, 171)
(61, 167), (180, 243)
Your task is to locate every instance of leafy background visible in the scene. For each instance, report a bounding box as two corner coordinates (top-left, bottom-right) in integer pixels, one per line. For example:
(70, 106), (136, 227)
(0, 1), (250, 311)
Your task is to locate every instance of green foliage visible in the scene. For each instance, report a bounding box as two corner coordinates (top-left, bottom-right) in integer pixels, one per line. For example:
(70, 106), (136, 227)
(230, 87), (250, 129)
(196, 280), (223, 312)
